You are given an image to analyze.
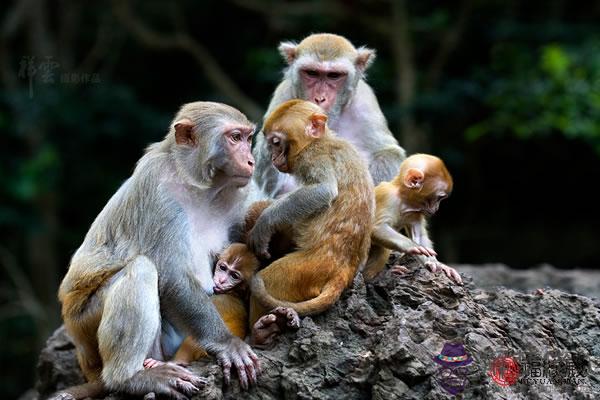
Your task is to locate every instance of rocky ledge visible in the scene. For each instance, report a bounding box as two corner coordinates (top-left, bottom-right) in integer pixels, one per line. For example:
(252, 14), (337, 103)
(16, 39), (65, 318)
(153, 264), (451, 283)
(31, 256), (599, 399)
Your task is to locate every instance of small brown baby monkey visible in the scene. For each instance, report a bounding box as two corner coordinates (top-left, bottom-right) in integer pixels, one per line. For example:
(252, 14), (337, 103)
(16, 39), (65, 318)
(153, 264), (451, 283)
(154, 243), (261, 365)
(362, 154), (462, 284)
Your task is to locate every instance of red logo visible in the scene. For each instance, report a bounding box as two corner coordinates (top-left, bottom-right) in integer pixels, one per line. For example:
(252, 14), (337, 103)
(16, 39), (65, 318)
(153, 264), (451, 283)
(488, 356), (520, 386)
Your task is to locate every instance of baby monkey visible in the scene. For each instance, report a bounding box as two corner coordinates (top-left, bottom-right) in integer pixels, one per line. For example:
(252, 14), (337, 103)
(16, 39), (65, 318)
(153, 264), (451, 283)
(362, 154), (462, 284)
(145, 243), (299, 368)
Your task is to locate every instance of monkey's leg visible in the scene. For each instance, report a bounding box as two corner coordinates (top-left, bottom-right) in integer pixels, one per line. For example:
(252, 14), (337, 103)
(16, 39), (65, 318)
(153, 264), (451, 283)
(48, 382), (106, 400)
(249, 252), (325, 325)
(172, 294), (247, 363)
(250, 307), (300, 347)
(98, 256), (205, 397)
(362, 245), (392, 281)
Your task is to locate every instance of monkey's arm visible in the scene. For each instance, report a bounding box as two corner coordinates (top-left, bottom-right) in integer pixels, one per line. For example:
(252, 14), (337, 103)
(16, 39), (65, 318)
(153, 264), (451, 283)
(353, 81), (406, 184)
(248, 180), (337, 258)
(162, 271), (259, 388)
(409, 218), (436, 255)
(371, 223), (416, 253)
(370, 146), (407, 185)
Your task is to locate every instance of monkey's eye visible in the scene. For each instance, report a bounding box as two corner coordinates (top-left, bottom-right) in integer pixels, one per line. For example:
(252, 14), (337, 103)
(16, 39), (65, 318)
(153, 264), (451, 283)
(304, 69), (318, 77)
(247, 134), (253, 143)
(270, 137), (281, 146)
(327, 72), (343, 79)
(438, 194), (447, 201)
(218, 263), (227, 271)
(230, 132), (242, 142)
(231, 271), (241, 280)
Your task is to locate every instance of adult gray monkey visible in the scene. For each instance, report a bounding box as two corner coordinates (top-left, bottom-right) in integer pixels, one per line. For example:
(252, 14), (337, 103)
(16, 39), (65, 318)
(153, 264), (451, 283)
(54, 102), (260, 400)
(254, 33), (406, 197)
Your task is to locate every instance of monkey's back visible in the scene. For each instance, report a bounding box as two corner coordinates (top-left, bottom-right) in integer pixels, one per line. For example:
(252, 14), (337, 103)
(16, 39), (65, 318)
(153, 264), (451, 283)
(295, 136), (375, 268)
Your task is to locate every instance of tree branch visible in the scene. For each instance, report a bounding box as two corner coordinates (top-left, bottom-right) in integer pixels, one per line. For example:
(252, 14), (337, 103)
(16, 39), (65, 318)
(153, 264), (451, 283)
(390, 0), (428, 152)
(424, 0), (474, 89)
(112, 0), (263, 121)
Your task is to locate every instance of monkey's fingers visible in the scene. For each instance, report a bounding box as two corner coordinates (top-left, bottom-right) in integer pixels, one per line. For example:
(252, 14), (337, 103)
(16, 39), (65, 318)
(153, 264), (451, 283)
(425, 247), (438, 257)
(49, 393), (75, 400)
(233, 357), (249, 390)
(143, 392), (156, 400)
(425, 261), (438, 273)
(254, 313), (277, 329)
(250, 351), (262, 374)
(174, 378), (201, 397)
(286, 310), (301, 329)
(143, 358), (164, 369)
(445, 266), (463, 285)
(390, 265), (409, 275)
(218, 355), (232, 386)
(241, 353), (258, 386)
(406, 247), (424, 255)
(177, 371), (208, 387)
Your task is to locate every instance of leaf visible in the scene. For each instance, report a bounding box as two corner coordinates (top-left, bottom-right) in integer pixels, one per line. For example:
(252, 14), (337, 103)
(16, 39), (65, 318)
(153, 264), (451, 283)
(540, 44), (570, 79)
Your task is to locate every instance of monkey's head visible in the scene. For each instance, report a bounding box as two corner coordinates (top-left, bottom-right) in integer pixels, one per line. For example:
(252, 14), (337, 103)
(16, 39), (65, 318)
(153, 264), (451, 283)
(394, 154), (453, 217)
(263, 99), (329, 174)
(279, 33), (375, 119)
(170, 102), (256, 188)
(213, 243), (259, 294)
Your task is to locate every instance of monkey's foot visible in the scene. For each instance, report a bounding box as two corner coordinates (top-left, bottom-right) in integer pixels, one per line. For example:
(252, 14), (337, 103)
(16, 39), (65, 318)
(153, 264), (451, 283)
(251, 307), (300, 346)
(144, 358), (190, 370)
(130, 362), (207, 400)
(271, 306), (301, 329)
(390, 265), (409, 275)
(47, 393), (75, 400)
(143, 358), (165, 369)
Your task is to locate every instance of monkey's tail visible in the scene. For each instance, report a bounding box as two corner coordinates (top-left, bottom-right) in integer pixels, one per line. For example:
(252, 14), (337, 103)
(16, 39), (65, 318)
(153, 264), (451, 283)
(250, 274), (341, 316)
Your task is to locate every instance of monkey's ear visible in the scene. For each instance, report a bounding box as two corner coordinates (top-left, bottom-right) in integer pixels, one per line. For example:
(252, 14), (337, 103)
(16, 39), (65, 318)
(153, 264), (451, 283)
(307, 113), (328, 138)
(403, 168), (425, 189)
(278, 41), (298, 65)
(174, 118), (197, 147)
(356, 47), (376, 72)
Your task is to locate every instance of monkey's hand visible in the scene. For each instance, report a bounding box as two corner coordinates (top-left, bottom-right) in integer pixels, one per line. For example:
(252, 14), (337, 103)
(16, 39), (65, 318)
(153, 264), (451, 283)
(247, 223), (273, 259)
(406, 246), (437, 257)
(424, 259), (462, 285)
(215, 337), (261, 390)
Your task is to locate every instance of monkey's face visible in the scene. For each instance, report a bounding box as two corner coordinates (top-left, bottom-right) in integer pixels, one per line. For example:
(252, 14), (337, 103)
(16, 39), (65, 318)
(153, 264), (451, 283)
(420, 191), (450, 217)
(297, 62), (349, 115)
(213, 258), (244, 294)
(265, 131), (291, 173)
(402, 172), (451, 217)
(219, 125), (255, 186)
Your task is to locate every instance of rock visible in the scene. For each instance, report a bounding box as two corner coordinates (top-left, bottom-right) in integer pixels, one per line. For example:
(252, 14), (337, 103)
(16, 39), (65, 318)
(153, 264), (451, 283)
(455, 263), (600, 298)
(32, 259), (600, 399)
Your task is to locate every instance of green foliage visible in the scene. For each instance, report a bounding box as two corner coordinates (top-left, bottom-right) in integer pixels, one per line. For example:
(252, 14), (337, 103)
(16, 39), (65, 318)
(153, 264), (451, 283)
(466, 39), (600, 153)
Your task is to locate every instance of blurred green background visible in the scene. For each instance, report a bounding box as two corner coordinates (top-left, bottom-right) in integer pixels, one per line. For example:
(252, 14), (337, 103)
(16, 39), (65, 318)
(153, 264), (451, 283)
(1, 0), (599, 397)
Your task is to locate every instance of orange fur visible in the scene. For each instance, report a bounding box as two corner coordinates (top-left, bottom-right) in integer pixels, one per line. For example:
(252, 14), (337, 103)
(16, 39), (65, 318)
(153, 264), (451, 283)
(363, 154), (453, 280)
(249, 100), (375, 322)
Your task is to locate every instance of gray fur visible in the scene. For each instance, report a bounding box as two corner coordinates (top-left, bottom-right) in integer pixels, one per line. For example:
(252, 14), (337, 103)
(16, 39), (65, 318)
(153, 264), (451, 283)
(58, 101), (259, 396)
(254, 51), (406, 198)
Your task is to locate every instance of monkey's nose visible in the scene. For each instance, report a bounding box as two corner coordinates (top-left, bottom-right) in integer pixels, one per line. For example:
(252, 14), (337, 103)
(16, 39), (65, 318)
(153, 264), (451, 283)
(314, 96), (326, 104)
(248, 159), (254, 167)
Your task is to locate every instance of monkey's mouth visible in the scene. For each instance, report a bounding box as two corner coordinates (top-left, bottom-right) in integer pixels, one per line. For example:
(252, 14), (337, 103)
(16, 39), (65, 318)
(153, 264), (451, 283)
(213, 285), (225, 294)
(272, 153), (288, 172)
